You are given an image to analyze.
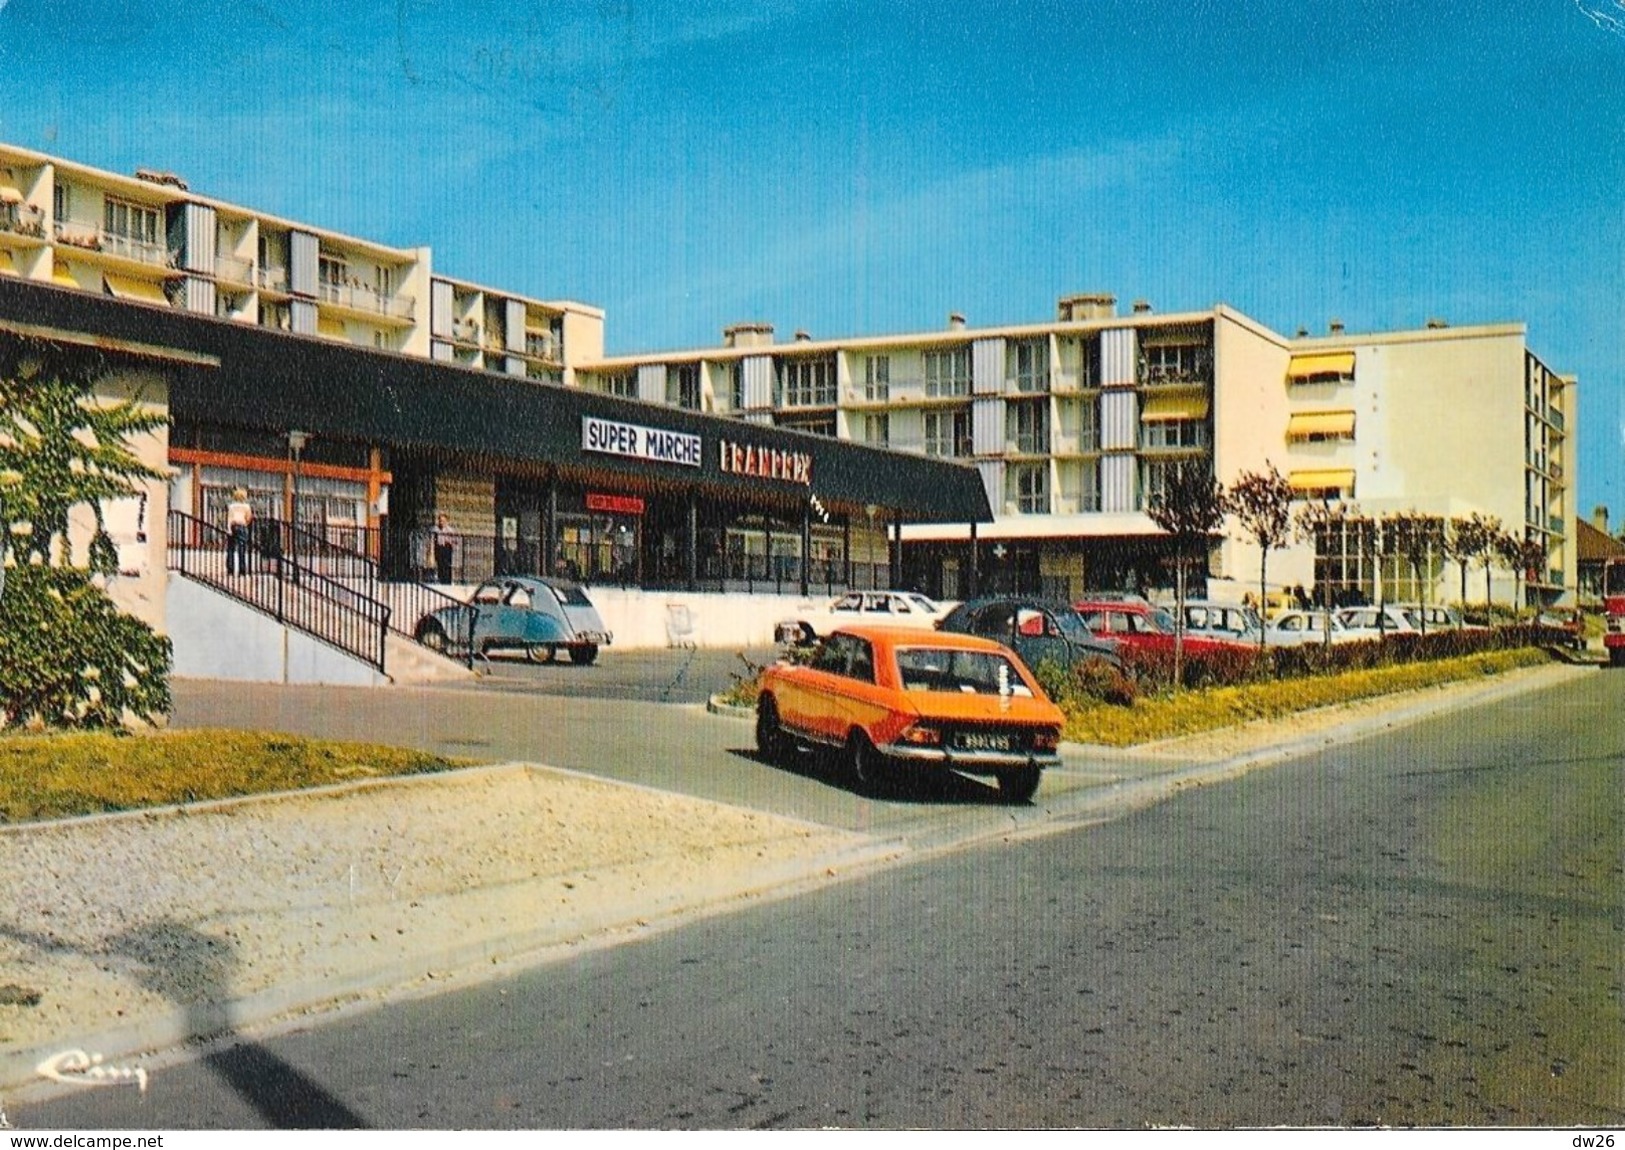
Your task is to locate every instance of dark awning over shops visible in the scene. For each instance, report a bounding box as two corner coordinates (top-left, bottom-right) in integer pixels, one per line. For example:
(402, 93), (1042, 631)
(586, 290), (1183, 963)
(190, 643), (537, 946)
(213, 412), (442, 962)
(0, 278), (991, 524)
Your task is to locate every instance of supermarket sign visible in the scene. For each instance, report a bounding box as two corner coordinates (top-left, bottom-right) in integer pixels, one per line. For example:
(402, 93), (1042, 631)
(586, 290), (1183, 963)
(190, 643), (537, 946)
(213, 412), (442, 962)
(581, 416), (701, 468)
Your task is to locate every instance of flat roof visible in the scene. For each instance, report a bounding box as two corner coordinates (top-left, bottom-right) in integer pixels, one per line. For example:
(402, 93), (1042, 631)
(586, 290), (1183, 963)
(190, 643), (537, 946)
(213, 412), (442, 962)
(0, 278), (991, 525)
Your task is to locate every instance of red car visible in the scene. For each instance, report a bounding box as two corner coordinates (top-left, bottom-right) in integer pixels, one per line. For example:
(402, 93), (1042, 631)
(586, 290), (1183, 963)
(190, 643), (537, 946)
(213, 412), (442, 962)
(1072, 598), (1248, 657)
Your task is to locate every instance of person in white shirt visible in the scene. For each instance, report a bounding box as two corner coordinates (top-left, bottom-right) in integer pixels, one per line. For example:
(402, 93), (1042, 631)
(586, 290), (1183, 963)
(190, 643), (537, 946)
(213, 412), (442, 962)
(226, 488), (254, 574)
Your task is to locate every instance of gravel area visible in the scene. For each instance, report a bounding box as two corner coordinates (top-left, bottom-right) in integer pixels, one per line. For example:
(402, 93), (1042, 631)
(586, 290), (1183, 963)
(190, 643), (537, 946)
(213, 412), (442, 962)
(0, 764), (879, 1081)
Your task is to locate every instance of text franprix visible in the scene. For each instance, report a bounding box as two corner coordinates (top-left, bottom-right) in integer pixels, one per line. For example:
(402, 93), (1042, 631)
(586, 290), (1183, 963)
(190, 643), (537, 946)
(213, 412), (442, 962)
(719, 439), (813, 486)
(581, 416), (701, 468)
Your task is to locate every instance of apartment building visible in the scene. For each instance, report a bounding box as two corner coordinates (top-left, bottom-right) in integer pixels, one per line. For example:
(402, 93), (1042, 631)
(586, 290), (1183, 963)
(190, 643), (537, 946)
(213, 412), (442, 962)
(0, 141), (1575, 611)
(0, 143), (602, 376)
(576, 296), (1577, 609)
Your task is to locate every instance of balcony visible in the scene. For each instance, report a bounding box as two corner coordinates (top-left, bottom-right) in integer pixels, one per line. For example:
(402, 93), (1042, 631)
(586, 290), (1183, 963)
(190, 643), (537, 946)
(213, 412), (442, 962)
(1005, 372), (1050, 394)
(1139, 364), (1211, 389)
(316, 280), (416, 322)
(524, 332), (560, 361)
(0, 203), (46, 242)
(54, 222), (175, 270)
(451, 319), (482, 345)
(214, 254), (254, 285)
(256, 264), (289, 293)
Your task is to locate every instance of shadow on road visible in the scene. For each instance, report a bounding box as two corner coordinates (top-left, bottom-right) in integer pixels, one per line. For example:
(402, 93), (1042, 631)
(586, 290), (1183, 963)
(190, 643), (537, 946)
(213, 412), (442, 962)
(5, 919), (367, 1129)
(727, 745), (1011, 806)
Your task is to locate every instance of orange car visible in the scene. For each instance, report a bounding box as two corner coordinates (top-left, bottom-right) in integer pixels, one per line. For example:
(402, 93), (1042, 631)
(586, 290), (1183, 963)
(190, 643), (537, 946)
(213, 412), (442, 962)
(754, 624), (1066, 803)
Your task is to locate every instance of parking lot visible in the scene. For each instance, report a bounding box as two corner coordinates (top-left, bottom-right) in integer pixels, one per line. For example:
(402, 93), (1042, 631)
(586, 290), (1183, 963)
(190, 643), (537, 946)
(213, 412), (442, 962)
(466, 645), (783, 705)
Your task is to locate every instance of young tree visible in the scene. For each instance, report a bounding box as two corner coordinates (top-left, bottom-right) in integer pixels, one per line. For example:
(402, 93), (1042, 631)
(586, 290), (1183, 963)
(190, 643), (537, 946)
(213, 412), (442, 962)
(0, 337), (172, 729)
(1385, 510), (1443, 635)
(1293, 496), (1350, 648)
(1470, 512), (1503, 614)
(1443, 516), (1483, 611)
(1495, 532), (1548, 616)
(1146, 461), (1227, 689)
(1227, 463), (1294, 651)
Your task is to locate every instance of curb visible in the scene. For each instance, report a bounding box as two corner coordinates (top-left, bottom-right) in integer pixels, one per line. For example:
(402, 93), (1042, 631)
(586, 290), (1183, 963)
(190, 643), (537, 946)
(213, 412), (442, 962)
(2, 660), (1589, 1100)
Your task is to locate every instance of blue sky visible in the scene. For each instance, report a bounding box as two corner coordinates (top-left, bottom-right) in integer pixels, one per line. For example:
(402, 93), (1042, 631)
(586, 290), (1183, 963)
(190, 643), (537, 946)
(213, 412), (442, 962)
(1, 0), (1620, 520)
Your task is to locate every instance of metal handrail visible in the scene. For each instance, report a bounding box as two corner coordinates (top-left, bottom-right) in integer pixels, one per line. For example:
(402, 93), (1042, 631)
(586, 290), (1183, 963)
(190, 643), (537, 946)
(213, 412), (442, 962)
(264, 517), (474, 659)
(167, 510), (390, 673)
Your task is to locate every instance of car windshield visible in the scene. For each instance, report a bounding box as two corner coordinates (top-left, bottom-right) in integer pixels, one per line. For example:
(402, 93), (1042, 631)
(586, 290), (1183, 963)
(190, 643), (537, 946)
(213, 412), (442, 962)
(906, 594), (941, 614)
(896, 648), (1034, 697)
(1148, 608), (1177, 633)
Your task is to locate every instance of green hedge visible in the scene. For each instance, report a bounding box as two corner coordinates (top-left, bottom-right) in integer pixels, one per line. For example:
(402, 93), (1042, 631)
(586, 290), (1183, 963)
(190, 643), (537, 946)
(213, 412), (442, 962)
(0, 565), (172, 730)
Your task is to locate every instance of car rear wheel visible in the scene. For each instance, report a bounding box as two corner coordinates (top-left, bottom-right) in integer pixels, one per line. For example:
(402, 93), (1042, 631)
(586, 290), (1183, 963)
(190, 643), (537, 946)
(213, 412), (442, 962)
(525, 644), (557, 664)
(998, 764), (1041, 804)
(569, 644), (599, 665)
(849, 731), (886, 796)
(755, 696), (787, 763)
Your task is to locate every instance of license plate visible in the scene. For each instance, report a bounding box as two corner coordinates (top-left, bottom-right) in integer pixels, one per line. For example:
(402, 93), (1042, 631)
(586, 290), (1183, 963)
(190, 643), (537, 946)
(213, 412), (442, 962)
(577, 631), (608, 644)
(955, 731), (1013, 752)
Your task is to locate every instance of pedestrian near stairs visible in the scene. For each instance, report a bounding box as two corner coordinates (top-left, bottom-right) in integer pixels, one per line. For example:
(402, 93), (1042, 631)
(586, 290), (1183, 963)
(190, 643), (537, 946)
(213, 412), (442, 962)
(226, 487), (254, 575)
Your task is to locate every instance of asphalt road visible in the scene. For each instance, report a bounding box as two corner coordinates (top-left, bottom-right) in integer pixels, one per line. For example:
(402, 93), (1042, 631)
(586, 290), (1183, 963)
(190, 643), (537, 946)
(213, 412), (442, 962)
(21, 669), (1621, 1129)
(465, 646), (782, 705)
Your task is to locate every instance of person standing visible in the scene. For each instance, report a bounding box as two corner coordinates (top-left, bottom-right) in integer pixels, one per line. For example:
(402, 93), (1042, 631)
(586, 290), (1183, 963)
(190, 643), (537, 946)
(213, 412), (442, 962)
(225, 487), (254, 575)
(430, 513), (457, 583)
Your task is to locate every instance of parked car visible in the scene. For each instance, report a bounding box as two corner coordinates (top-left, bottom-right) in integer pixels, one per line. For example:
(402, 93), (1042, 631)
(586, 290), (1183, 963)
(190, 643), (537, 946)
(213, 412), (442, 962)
(754, 624), (1066, 802)
(1395, 603), (1484, 632)
(1072, 598), (1248, 657)
(1334, 604), (1418, 639)
(786, 589), (948, 644)
(1177, 600), (1264, 647)
(1536, 607), (1587, 651)
(1264, 609), (1357, 647)
(937, 596), (1120, 673)
(414, 575), (613, 664)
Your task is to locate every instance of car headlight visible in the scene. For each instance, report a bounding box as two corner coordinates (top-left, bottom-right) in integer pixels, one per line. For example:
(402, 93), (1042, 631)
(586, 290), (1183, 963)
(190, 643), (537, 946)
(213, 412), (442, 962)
(1032, 728), (1060, 752)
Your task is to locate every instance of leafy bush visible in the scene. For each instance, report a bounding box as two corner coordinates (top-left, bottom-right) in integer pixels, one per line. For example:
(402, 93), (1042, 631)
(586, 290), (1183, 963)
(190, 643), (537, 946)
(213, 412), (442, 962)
(0, 565), (172, 730)
(1118, 643), (1269, 693)
(1032, 655), (1137, 708)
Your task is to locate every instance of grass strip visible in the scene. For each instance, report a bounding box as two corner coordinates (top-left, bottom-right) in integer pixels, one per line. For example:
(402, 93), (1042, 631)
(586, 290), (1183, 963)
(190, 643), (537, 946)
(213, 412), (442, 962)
(0, 728), (473, 824)
(1063, 647), (1551, 747)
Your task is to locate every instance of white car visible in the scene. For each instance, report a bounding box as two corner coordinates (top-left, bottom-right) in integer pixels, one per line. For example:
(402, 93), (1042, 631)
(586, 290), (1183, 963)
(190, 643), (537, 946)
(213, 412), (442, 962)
(827, 589), (946, 625)
(785, 589), (949, 644)
(1335, 605), (1418, 639)
(1395, 603), (1484, 632)
(1177, 600), (1264, 646)
(1265, 609), (1357, 646)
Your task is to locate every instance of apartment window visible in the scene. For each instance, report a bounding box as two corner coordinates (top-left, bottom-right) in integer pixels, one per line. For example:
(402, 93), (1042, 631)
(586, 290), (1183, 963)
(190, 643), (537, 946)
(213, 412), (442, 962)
(730, 362), (745, 410)
(53, 182), (70, 223)
(1077, 460), (1102, 512)
(1007, 463), (1049, 514)
(1141, 343), (1209, 384)
(864, 355), (890, 401)
(778, 356), (836, 407)
(1139, 458), (1201, 509)
(1007, 399), (1049, 454)
(373, 265), (394, 299)
(600, 372), (637, 399)
(924, 407), (972, 458)
(667, 364), (701, 410)
(924, 347), (972, 397)
(1142, 419), (1209, 449)
(1007, 339), (1049, 392)
(103, 197), (160, 247)
(318, 255), (348, 303)
(860, 413), (890, 446)
(1078, 399), (1100, 451)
